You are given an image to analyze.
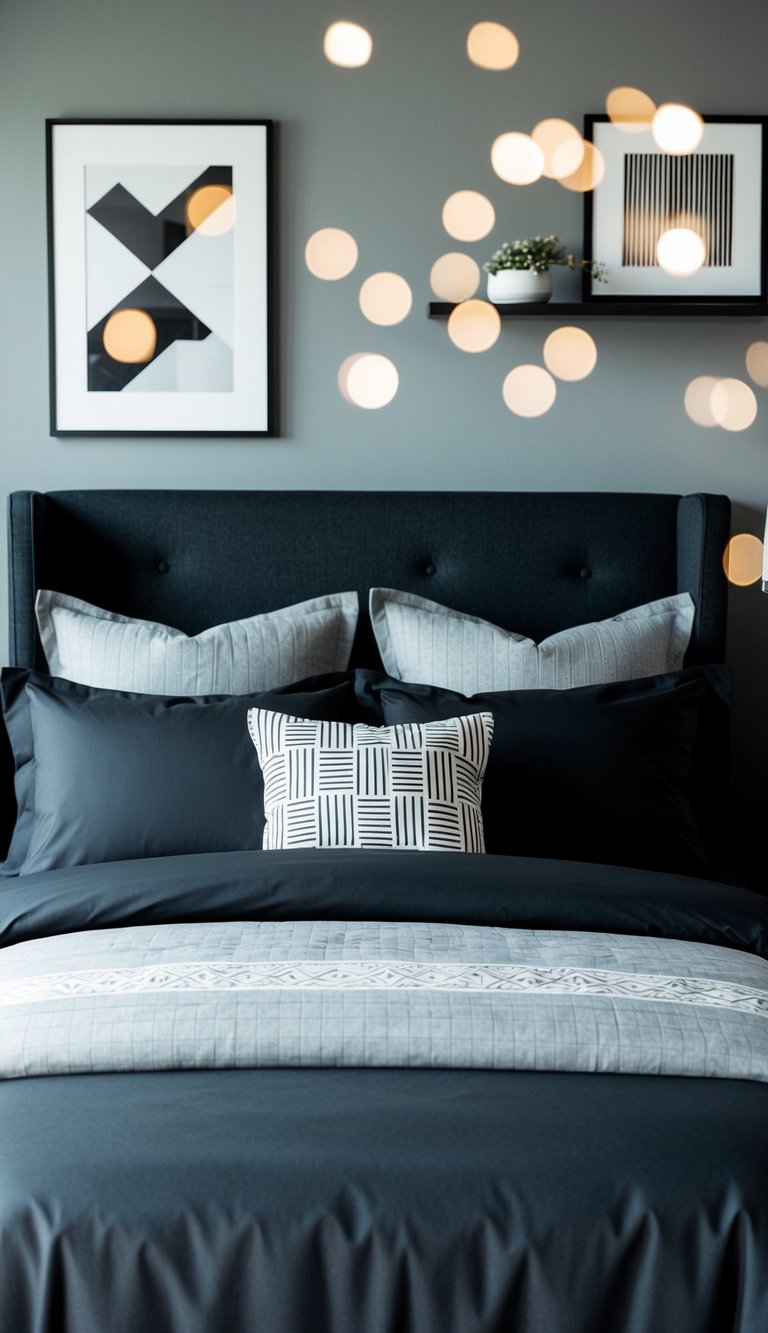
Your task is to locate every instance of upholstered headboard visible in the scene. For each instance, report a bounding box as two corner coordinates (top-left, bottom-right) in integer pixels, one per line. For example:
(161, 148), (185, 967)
(1, 488), (732, 861)
(7, 489), (731, 673)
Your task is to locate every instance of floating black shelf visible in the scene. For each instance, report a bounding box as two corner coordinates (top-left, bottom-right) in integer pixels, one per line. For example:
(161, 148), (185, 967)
(428, 301), (768, 318)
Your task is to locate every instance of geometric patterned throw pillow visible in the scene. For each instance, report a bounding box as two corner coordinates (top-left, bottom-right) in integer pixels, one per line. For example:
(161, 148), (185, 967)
(247, 709), (494, 852)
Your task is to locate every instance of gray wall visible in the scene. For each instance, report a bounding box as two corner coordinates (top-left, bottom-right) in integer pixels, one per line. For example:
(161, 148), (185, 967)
(1, 0), (767, 832)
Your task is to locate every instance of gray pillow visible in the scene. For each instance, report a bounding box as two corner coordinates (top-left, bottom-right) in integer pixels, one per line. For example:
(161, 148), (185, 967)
(0, 668), (361, 876)
(35, 589), (359, 694)
(369, 588), (695, 692)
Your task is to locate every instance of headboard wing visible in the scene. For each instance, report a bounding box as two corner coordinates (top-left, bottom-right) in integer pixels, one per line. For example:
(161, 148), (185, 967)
(8, 489), (731, 672)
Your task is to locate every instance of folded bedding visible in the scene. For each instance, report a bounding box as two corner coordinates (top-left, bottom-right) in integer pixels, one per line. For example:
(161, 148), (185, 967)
(2, 850), (766, 1082)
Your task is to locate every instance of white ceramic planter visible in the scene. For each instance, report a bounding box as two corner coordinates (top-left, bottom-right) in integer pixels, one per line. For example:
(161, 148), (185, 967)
(486, 269), (552, 304)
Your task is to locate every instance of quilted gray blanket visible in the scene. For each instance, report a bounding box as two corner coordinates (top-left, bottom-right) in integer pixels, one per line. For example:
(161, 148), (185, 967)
(2, 918), (767, 1081)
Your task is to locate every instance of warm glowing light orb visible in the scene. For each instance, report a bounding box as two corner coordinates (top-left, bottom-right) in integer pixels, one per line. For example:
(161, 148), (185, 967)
(558, 141), (605, 192)
(441, 190), (495, 242)
(543, 327), (597, 382)
(502, 365), (557, 417)
(447, 299), (501, 352)
(466, 21), (519, 70)
(531, 119), (584, 180)
(723, 534), (764, 586)
(684, 376), (720, 428)
(186, 185), (235, 235)
(490, 132), (545, 185)
(710, 378), (758, 432)
(359, 272), (413, 325)
(305, 227), (359, 279)
(745, 341), (768, 388)
(338, 353), (399, 408)
(652, 103), (704, 154)
(605, 86), (656, 132)
(323, 21), (372, 67)
(656, 227), (706, 276)
(103, 308), (157, 364)
(429, 252), (480, 302)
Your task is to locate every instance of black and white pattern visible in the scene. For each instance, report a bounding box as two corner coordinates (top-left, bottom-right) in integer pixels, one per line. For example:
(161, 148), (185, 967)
(5, 958), (767, 1017)
(85, 164), (233, 392)
(622, 152), (734, 267)
(247, 710), (494, 851)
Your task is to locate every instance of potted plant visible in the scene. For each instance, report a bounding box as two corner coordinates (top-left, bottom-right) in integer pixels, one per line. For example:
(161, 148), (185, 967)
(484, 235), (607, 303)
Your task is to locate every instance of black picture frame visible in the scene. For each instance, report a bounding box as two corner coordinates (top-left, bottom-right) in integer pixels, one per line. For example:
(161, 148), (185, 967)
(582, 113), (768, 306)
(46, 118), (275, 436)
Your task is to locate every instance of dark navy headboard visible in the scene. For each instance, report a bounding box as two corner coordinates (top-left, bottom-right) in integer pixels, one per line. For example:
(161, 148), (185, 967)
(1, 488), (732, 861)
(8, 489), (731, 674)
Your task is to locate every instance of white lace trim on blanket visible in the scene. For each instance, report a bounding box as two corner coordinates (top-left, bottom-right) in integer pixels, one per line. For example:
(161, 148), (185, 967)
(2, 960), (768, 1016)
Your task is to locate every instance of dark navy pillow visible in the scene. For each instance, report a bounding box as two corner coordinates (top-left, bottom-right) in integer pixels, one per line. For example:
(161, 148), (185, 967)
(0, 668), (373, 875)
(355, 665), (737, 882)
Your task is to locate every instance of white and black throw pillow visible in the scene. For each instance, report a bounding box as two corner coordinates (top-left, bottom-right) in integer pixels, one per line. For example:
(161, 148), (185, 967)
(247, 708), (494, 852)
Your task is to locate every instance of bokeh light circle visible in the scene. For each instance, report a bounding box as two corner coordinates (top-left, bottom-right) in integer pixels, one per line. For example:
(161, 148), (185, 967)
(606, 86), (656, 132)
(491, 132), (545, 185)
(430, 252), (480, 302)
(103, 309), (157, 364)
(656, 227), (706, 276)
(305, 227), (359, 280)
(359, 272), (413, 325)
(466, 21), (519, 70)
(186, 185), (236, 235)
(442, 190), (495, 241)
(652, 103), (704, 154)
(684, 376), (720, 428)
(543, 327), (597, 382)
(323, 21), (372, 67)
(447, 299), (501, 352)
(531, 119), (584, 180)
(710, 378), (758, 432)
(338, 353), (399, 408)
(723, 534), (764, 586)
(502, 365), (557, 417)
(746, 341), (768, 387)
(558, 141), (606, 192)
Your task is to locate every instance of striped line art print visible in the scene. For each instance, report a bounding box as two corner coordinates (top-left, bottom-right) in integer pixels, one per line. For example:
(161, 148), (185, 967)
(622, 152), (734, 267)
(247, 709), (494, 852)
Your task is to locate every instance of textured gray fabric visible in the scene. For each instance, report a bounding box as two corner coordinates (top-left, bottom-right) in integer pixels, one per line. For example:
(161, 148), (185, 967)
(35, 589), (359, 694)
(3, 918), (767, 1082)
(370, 588), (695, 692)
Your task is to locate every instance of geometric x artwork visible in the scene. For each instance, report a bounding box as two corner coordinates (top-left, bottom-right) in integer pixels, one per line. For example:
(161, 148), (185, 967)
(85, 165), (232, 392)
(47, 121), (273, 435)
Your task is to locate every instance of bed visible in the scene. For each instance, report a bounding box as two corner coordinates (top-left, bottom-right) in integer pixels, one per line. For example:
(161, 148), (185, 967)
(1, 487), (767, 1333)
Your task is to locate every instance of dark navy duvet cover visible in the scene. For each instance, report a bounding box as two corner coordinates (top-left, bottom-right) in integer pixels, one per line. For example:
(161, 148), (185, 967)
(1, 848), (767, 1333)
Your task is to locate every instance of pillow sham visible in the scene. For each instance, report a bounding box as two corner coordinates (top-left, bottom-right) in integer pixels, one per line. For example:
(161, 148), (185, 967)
(355, 665), (734, 880)
(0, 669), (363, 876)
(247, 707), (494, 852)
(35, 589), (359, 695)
(369, 588), (695, 692)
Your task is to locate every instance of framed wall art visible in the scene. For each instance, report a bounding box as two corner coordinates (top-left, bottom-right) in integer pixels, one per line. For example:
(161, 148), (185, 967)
(582, 114), (767, 304)
(46, 119), (274, 435)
